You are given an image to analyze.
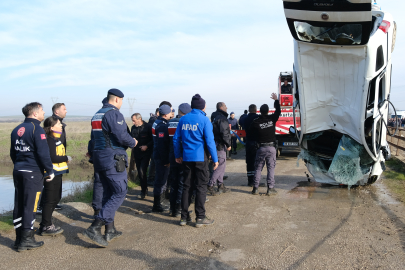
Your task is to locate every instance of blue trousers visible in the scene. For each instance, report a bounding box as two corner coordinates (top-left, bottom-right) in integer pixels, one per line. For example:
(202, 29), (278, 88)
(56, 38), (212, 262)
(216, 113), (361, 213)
(92, 170), (103, 212)
(208, 146), (226, 187)
(153, 159), (170, 196)
(96, 167), (127, 225)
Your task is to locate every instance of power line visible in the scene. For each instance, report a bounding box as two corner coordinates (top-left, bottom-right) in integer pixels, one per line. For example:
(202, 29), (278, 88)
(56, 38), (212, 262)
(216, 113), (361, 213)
(51, 97), (58, 104)
(127, 98), (136, 117)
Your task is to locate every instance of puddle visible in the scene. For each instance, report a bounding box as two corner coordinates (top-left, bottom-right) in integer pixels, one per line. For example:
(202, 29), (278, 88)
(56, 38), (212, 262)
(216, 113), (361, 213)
(284, 181), (362, 201)
(0, 165), (93, 213)
(371, 181), (401, 205)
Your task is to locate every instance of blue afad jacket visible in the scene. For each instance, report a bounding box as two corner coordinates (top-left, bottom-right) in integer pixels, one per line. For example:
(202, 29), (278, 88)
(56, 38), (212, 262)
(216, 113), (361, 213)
(173, 109), (218, 163)
(153, 117), (170, 165)
(91, 103), (135, 171)
(10, 118), (54, 175)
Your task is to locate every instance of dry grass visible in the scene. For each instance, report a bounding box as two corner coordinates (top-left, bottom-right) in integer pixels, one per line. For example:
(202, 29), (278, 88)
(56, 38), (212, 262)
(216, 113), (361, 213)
(1, 121), (133, 165)
(384, 157), (405, 202)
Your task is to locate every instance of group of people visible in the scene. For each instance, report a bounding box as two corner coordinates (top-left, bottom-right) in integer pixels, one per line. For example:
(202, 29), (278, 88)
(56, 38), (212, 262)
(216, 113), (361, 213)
(9, 88), (281, 251)
(388, 117), (405, 128)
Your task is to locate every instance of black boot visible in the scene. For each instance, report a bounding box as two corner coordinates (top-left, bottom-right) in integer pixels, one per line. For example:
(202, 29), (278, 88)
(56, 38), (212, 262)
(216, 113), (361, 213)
(171, 203), (181, 218)
(18, 230), (44, 252)
(152, 195), (169, 212)
(13, 228), (22, 249)
(104, 222), (122, 242)
(83, 219), (108, 247)
(93, 209), (100, 218)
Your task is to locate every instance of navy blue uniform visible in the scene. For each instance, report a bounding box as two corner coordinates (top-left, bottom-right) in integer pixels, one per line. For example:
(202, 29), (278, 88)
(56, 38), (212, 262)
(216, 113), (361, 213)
(152, 117), (170, 196)
(243, 113), (259, 184)
(10, 118), (54, 231)
(91, 103), (135, 225)
(168, 116), (184, 211)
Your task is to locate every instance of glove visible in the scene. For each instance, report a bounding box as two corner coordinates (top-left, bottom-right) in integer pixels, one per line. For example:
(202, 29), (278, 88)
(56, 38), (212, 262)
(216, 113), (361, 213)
(67, 156), (72, 162)
(46, 173), (55, 182)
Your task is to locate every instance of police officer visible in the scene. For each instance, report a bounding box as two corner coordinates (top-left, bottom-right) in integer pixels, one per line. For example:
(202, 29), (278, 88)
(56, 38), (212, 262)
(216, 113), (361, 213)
(86, 98), (108, 217)
(249, 93), (281, 195)
(281, 79), (292, 94)
(130, 113), (153, 199)
(173, 94), (219, 227)
(244, 104), (259, 186)
(83, 89), (136, 247)
(228, 112), (239, 154)
(151, 105), (172, 212)
(208, 102), (231, 196)
(168, 103), (192, 217)
(10, 102), (54, 251)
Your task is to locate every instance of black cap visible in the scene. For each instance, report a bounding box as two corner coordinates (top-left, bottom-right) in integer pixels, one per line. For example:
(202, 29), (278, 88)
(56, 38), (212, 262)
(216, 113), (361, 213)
(108, 88), (124, 98)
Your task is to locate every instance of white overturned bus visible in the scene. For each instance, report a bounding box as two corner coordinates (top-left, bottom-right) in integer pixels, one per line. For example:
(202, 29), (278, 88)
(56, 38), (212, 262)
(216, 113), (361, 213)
(284, 1), (398, 186)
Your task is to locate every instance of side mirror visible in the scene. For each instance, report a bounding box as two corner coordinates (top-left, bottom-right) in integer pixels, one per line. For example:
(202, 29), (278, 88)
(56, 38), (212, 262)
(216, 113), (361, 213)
(289, 126), (296, 134)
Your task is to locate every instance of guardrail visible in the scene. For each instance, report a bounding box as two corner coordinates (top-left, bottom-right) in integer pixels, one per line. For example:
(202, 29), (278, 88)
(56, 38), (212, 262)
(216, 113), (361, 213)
(387, 127), (405, 156)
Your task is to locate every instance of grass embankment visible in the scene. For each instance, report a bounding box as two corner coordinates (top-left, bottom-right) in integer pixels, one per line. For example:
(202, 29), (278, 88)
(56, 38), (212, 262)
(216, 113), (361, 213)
(384, 157), (405, 202)
(0, 213), (13, 232)
(0, 121), (133, 165)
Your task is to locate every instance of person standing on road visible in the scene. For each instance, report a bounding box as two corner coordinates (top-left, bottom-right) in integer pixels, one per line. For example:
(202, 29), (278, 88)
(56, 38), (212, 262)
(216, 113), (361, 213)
(151, 105), (172, 212)
(86, 98), (108, 218)
(250, 93), (281, 196)
(228, 112), (239, 154)
(130, 113), (153, 199)
(83, 89), (136, 247)
(39, 116), (72, 236)
(239, 110), (248, 130)
(244, 104), (260, 187)
(168, 103), (192, 217)
(10, 102), (54, 252)
(173, 94), (219, 227)
(146, 108), (159, 186)
(208, 102), (231, 196)
(38, 103), (67, 213)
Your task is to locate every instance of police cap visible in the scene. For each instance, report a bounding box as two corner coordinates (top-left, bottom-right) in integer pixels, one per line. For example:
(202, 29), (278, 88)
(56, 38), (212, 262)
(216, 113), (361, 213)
(159, 104), (171, 115)
(178, 103), (192, 114)
(108, 88), (124, 98)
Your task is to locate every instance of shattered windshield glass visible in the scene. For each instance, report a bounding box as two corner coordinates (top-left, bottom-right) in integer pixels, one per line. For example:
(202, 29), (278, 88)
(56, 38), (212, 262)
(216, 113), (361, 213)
(293, 21), (363, 45)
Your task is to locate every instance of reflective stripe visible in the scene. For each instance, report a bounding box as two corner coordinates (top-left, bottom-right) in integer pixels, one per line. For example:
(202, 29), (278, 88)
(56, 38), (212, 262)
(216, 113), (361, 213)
(13, 217), (22, 223)
(33, 192), (41, 212)
(18, 170), (32, 172)
(14, 223), (22, 229)
(31, 219), (35, 224)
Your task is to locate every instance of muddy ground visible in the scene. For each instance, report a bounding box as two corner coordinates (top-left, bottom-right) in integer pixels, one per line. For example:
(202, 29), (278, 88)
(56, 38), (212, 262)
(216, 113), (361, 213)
(1, 149), (405, 270)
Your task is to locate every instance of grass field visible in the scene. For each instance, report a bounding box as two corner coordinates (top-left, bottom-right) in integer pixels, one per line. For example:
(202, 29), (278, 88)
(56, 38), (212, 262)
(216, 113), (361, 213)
(384, 157), (405, 202)
(1, 121), (133, 165)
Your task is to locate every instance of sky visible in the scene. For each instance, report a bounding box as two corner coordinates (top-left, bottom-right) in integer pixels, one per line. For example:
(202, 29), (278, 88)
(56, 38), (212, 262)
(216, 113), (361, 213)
(0, 0), (404, 119)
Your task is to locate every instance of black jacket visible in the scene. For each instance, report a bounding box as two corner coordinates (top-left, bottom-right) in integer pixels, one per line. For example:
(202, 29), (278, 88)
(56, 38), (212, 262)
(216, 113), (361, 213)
(212, 110), (231, 149)
(210, 110), (222, 123)
(249, 100), (281, 144)
(131, 121), (153, 156)
(244, 113), (260, 142)
(52, 114), (67, 149)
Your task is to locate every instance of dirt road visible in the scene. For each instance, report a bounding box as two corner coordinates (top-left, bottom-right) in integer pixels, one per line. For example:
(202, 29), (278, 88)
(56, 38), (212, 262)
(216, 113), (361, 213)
(1, 149), (405, 269)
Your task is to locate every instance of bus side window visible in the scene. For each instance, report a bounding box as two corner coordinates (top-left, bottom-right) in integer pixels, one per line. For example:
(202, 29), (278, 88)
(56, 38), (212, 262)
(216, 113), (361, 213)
(378, 74), (385, 108)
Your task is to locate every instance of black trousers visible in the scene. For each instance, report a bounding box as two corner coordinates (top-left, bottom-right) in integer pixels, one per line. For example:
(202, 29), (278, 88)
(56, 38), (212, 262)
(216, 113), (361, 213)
(245, 141), (258, 181)
(170, 165), (184, 208)
(135, 154), (151, 193)
(40, 174), (63, 227)
(231, 137), (238, 152)
(147, 157), (156, 185)
(13, 170), (43, 231)
(181, 160), (209, 220)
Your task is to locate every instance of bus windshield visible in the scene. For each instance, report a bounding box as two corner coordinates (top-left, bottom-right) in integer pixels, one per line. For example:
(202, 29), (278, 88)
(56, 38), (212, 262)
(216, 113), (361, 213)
(293, 21), (363, 45)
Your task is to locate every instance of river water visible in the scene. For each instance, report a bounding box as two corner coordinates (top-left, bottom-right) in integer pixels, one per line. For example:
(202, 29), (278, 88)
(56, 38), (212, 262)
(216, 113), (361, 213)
(0, 165), (93, 213)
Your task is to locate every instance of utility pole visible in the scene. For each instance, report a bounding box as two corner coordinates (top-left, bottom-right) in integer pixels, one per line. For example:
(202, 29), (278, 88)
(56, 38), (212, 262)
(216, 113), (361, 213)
(127, 98), (136, 118)
(51, 97), (58, 104)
